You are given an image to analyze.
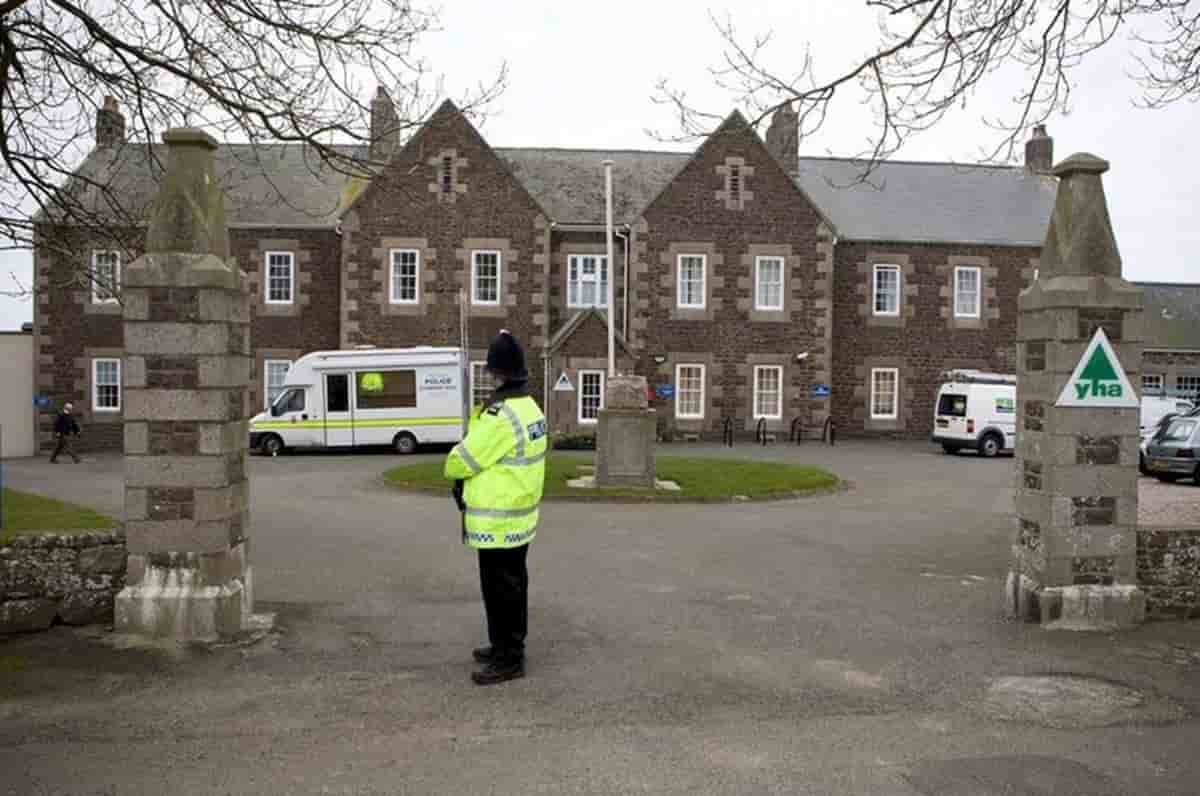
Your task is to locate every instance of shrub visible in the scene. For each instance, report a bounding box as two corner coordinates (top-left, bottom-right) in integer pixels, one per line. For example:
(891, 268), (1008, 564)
(553, 432), (596, 450)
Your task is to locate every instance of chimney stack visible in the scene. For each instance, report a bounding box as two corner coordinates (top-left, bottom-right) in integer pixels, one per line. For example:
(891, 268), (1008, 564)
(765, 103), (799, 174)
(370, 86), (401, 163)
(1025, 124), (1053, 174)
(96, 96), (126, 148)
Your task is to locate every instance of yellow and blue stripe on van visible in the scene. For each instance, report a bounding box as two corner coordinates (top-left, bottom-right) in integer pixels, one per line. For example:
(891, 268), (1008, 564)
(251, 416), (462, 430)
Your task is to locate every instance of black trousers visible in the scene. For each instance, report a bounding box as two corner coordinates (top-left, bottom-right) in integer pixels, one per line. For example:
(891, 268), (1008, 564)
(478, 544), (529, 662)
(50, 434), (79, 463)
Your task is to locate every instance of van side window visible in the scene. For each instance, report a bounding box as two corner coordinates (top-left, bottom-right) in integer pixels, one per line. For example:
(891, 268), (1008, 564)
(327, 374), (350, 413)
(283, 390), (305, 413)
(356, 370), (417, 410)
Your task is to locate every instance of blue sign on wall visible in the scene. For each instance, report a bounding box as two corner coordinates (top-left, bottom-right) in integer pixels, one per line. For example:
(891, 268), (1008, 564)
(656, 384), (675, 399)
(811, 384), (832, 398)
(33, 395), (51, 409)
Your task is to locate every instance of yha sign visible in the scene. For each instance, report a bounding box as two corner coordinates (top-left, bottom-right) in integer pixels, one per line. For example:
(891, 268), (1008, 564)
(1054, 327), (1138, 408)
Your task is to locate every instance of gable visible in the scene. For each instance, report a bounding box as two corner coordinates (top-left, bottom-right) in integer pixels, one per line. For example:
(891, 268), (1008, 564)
(549, 309), (633, 357)
(343, 100), (549, 225)
(640, 110), (828, 230)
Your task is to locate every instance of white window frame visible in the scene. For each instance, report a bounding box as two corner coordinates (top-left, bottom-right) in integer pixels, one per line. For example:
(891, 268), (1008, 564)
(389, 249), (420, 305)
(870, 368), (899, 420)
(753, 365), (784, 420)
(470, 361), (491, 409)
(92, 358), (121, 413)
(91, 250), (120, 305)
(953, 266), (981, 318)
(578, 369), (605, 425)
(675, 363), (706, 419)
(754, 256), (784, 311)
(567, 254), (609, 309)
(677, 254), (707, 310)
(1177, 375), (1200, 398)
(872, 264), (900, 317)
(264, 251), (295, 305)
(471, 250), (502, 306)
(1142, 373), (1164, 395)
(264, 359), (292, 409)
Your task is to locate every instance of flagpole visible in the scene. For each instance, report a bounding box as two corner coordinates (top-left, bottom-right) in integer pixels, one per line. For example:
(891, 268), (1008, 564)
(603, 159), (615, 378)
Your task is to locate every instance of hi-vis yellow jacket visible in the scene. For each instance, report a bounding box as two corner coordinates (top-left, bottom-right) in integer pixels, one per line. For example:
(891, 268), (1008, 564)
(444, 394), (547, 549)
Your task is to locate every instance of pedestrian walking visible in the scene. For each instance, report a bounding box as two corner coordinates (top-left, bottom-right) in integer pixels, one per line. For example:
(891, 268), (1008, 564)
(50, 402), (82, 464)
(445, 330), (547, 685)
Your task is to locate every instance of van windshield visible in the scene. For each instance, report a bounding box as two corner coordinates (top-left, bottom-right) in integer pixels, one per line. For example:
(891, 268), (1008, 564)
(938, 393), (968, 417)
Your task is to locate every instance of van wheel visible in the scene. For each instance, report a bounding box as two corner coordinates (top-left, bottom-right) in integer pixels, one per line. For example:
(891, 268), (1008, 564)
(942, 443), (961, 455)
(979, 433), (1002, 458)
(261, 434), (284, 457)
(1139, 453), (1150, 476)
(393, 432), (418, 455)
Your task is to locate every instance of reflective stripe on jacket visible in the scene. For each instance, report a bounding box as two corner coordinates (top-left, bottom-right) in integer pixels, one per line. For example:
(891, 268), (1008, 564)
(444, 394), (547, 549)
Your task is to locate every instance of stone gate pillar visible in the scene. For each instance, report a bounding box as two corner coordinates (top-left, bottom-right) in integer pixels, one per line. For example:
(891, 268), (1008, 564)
(114, 129), (253, 640)
(1008, 153), (1145, 630)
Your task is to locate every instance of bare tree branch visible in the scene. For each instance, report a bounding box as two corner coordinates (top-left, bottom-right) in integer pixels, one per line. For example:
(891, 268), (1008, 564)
(656, 1), (1197, 180)
(0, 0), (505, 299)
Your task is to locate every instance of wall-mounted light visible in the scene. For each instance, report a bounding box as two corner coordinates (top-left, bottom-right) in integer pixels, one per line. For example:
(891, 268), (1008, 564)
(652, 354), (667, 365)
(795, 351), (809, 362)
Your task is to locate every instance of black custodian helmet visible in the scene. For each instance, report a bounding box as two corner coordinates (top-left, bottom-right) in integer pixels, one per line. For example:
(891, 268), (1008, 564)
(486, 329), (528, 380)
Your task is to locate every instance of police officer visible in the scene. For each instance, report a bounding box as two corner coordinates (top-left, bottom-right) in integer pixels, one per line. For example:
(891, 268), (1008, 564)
(445, 330), (547, 685)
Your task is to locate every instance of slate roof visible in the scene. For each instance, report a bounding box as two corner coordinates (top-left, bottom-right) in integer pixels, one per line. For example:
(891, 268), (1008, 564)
(1140, 283), (1200, 350)
(793, 158), (1058, 246)
(48, 142), (369, 227)
(497, 148), (689, 225)
(51, 139), (1058, 247)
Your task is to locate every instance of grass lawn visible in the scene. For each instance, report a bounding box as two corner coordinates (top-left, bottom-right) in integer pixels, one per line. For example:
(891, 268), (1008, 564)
(1, 487), (116, 542)
(384, 453), (839, 501)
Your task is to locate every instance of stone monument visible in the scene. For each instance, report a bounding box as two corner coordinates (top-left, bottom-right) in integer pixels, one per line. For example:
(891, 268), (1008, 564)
(1008, 153), (1145, 630)
(595, 374), (656, 488)
(114, 129), (255, 640)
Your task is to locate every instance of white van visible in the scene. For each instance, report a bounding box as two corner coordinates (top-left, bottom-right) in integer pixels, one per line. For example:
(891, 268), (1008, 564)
(249, 347), (468, 456)
(932, 370), (1017, 457)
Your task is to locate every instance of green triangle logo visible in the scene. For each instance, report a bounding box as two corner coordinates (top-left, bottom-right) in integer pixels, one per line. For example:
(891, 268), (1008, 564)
(1055, 326), (1139, 408)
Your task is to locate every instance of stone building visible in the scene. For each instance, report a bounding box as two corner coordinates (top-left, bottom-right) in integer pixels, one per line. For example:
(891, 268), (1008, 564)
(30, 95), (1198, 452)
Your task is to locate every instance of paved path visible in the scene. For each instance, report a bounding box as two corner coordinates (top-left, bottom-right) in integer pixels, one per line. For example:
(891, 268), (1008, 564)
(3, 442), (1200, 794)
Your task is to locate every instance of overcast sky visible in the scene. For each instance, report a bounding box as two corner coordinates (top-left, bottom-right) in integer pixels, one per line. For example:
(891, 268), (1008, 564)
(2, 0), (1197, 330)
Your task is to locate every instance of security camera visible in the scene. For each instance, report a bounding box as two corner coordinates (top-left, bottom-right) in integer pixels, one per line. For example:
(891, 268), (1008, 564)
(795, 352), (809, 362)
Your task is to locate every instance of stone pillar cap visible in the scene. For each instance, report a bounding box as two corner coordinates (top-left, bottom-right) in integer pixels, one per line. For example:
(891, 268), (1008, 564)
(1053, 153), (1109, 178)
(162, 128), (219, 150)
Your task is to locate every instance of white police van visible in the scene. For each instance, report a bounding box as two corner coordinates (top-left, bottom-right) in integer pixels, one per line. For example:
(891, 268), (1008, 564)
(249, 347), (468, 456)
(932, 369), (1017, 457)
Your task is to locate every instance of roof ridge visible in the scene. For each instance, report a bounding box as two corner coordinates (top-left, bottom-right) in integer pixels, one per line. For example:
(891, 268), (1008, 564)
(795, 155), (1027, 172)
(497, 146), (691, 156)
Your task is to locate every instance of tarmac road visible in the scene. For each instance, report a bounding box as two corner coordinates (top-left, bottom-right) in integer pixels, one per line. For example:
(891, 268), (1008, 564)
(2, 441), (1200, 795)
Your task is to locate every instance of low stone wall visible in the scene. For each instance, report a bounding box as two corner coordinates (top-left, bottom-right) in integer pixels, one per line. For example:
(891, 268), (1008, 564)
(0, 530), (126, 633)
(1137, 526), (1200, 619)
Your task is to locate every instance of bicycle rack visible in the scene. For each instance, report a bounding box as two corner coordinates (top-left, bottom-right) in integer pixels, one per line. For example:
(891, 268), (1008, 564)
(790, 417), (804, 445)
(722, 417), (734, 448)
(755, 417), (768, 446)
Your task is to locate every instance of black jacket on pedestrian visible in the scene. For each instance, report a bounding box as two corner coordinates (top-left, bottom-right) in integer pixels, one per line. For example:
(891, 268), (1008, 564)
(54, 411), (79, 437)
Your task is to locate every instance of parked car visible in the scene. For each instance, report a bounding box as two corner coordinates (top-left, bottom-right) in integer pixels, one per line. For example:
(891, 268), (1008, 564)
(1144, 415), (1200, 484)
(932, 370), (1016, 457)
(1139, 398), (1195, 474)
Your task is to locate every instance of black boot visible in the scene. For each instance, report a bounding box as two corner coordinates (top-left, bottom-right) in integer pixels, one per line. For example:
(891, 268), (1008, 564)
(471, 658), (524, 686)
(472, 646), (497, 664)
